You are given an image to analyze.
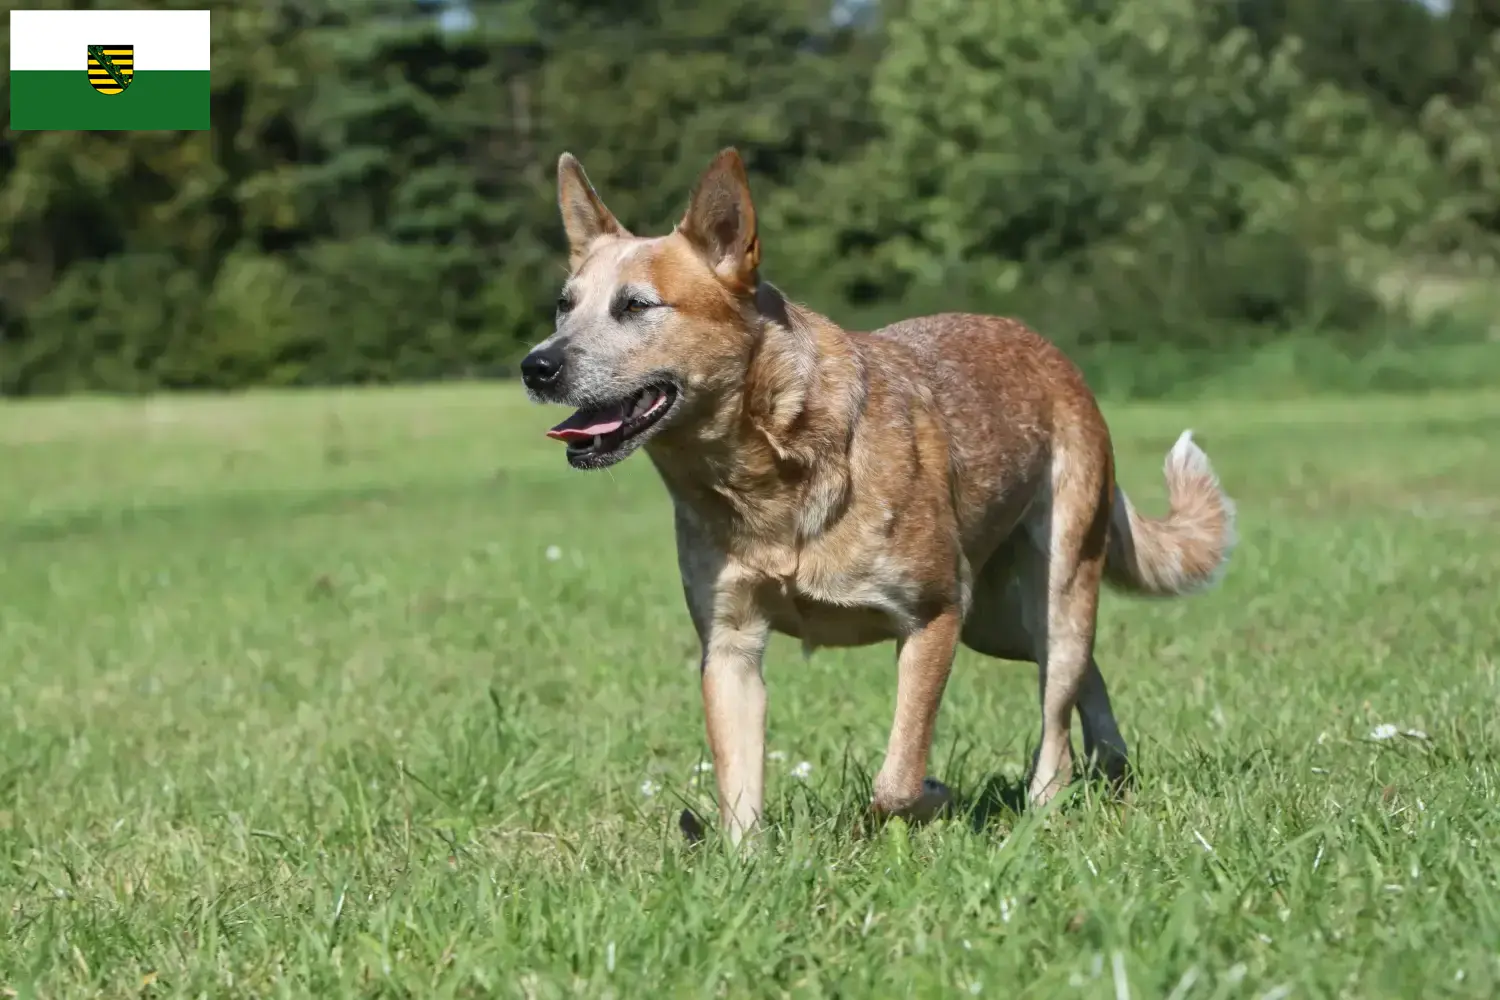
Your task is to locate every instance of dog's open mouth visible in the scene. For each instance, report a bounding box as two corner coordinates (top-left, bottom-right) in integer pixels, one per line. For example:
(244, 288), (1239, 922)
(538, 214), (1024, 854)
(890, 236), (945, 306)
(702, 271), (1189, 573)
(544, 383), (678, 463)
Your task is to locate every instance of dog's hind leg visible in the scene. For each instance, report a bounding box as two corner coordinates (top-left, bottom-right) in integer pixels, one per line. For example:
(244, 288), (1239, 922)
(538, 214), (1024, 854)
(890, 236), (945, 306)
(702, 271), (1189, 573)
(961, 537), (1123, 793)
(1077, 657), (1128, 786)
(1027, 441), (1113, 807)
(963, 509), (1128, 798)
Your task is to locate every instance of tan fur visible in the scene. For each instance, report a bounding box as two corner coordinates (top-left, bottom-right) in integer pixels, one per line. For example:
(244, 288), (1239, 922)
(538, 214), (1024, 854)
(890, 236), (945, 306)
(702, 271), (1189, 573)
(1104, 431), (1238, 596)
(526, 149), (1237, 844)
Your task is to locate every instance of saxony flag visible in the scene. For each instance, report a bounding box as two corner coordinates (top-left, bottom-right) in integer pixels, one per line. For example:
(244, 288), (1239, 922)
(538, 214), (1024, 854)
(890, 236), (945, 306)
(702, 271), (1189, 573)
(9, 9), (210, 131)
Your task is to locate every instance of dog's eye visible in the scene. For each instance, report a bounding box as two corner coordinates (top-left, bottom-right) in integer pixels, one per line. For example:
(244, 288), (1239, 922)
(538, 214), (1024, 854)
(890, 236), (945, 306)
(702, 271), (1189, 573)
(556, 292), (575, 314)
(623, 297), (653, 315)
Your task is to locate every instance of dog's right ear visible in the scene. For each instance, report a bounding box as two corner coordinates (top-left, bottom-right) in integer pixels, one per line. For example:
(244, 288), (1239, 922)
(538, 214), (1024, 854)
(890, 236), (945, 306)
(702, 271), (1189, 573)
(558, 153), (629, 269)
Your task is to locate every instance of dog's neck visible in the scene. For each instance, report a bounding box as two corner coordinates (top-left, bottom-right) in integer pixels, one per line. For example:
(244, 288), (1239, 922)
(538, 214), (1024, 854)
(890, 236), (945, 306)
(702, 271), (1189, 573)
(647, 282), (865, 547)
(743, 283), (856, 460)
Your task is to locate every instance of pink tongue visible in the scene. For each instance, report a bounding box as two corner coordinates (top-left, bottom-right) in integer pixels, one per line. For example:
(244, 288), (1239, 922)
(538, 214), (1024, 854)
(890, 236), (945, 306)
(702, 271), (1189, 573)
(546, 403), (626, 442)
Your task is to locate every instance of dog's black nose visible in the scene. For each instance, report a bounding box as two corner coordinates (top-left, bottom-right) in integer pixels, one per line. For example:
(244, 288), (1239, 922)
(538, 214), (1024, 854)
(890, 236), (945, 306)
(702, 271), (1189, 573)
(520, 346), (564, 390)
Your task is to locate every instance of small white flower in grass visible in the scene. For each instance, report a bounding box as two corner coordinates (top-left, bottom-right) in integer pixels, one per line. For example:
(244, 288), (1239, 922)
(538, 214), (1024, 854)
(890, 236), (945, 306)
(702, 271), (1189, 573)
(1164, 968), (1200, 1000)
(790, 760), (813, 780)
(640, 779), (660, 797)
(695, 761), (714, 773)
(968, 981), (982, 996)
(545, 545), (562, 562)
(1111, 952), (1129, 1000)
(999, 897), (1015, 923)
(1370, 724), (1430, 741)
(767, 750), (787, 762)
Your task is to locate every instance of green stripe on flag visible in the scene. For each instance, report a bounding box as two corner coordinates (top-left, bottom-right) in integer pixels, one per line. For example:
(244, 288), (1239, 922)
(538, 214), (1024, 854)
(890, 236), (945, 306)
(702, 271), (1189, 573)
(10, 70), (209, 130)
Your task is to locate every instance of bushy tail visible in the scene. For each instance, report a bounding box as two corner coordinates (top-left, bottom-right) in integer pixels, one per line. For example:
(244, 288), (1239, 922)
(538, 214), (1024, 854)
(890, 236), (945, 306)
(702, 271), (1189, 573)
(1104, 430), (1236, 597)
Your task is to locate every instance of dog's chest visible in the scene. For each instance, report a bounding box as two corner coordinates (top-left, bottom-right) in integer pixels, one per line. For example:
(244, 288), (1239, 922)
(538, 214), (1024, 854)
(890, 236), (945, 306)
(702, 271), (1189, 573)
(755, 550), (917, 649)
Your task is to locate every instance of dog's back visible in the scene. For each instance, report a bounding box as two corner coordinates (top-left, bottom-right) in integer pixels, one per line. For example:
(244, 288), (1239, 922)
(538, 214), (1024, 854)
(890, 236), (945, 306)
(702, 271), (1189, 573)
(839, 312), (1103, 572)
(857, 311), (1233, 599)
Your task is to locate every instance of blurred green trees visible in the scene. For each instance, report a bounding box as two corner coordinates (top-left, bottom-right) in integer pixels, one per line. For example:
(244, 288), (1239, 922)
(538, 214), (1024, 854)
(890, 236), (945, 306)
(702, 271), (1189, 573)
(1, 0), (1496, 395)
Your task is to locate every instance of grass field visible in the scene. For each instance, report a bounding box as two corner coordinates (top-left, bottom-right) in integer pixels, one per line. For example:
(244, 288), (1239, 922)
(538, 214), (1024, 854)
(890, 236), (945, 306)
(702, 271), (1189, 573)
(3, 384), (1499, 998)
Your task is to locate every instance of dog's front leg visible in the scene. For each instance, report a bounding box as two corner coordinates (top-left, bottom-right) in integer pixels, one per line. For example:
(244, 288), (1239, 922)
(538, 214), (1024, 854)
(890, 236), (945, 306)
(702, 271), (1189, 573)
(700, 589), (771, 846)
(871, 608), (961, 822)
(671, 510), (770, 845)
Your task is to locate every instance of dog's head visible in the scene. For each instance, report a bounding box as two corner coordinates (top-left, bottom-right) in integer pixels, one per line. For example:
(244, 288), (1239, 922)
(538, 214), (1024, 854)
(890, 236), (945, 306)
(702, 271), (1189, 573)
(522, 148), (764, 470)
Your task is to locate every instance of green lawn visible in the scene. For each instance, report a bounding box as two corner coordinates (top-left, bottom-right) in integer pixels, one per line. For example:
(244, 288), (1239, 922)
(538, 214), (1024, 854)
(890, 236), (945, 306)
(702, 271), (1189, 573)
(3, 384), (1499, 998)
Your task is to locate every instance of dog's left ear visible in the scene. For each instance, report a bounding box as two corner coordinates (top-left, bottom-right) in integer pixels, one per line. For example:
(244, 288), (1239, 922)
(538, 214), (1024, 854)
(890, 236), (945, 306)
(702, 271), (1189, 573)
(678, 148), (760, 291)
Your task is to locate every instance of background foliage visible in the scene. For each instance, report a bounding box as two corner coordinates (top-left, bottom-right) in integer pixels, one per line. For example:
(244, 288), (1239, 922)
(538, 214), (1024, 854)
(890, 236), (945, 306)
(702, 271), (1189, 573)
(2, 0), (1498, 396)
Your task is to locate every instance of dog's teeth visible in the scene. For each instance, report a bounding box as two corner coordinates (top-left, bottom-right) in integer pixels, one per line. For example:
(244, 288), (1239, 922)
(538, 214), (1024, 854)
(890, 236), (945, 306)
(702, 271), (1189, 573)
(593, 435), (602, 449)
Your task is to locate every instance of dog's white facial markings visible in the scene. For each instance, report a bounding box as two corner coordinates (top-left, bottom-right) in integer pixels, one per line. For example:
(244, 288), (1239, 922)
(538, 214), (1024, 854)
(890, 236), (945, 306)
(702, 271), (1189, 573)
(565, 239), (644, 312)
(545, 238), (681, 405)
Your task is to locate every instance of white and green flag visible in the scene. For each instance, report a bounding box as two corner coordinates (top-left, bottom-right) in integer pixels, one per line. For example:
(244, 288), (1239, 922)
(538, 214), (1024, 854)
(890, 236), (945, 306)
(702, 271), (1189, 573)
(9, 9), (210, 131)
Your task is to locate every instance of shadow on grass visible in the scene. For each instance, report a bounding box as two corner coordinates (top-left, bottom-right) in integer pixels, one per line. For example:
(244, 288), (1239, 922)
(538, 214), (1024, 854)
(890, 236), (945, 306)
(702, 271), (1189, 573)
(674, 767), (1144, 850)
(955, 772), (1031, 832)
(670, 739), (1151, 847)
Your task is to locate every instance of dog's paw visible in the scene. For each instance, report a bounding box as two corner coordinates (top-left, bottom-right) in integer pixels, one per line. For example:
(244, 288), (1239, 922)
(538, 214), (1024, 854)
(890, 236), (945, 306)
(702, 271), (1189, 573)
(871, 777), (953, 825)
(678, 808), (706, 844)
(1081, 746), (1131, 790)
(908, 777), (954, 822)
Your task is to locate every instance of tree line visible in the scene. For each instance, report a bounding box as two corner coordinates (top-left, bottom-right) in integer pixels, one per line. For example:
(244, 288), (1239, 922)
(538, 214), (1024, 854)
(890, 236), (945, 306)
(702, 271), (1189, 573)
(2, 0), (1498, 396)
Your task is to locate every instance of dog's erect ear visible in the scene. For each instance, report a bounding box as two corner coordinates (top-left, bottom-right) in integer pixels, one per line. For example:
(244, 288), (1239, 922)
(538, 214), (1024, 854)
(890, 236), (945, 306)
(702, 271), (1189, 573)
(558, 152), (629, 268)
(678, 148), (760, 290)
